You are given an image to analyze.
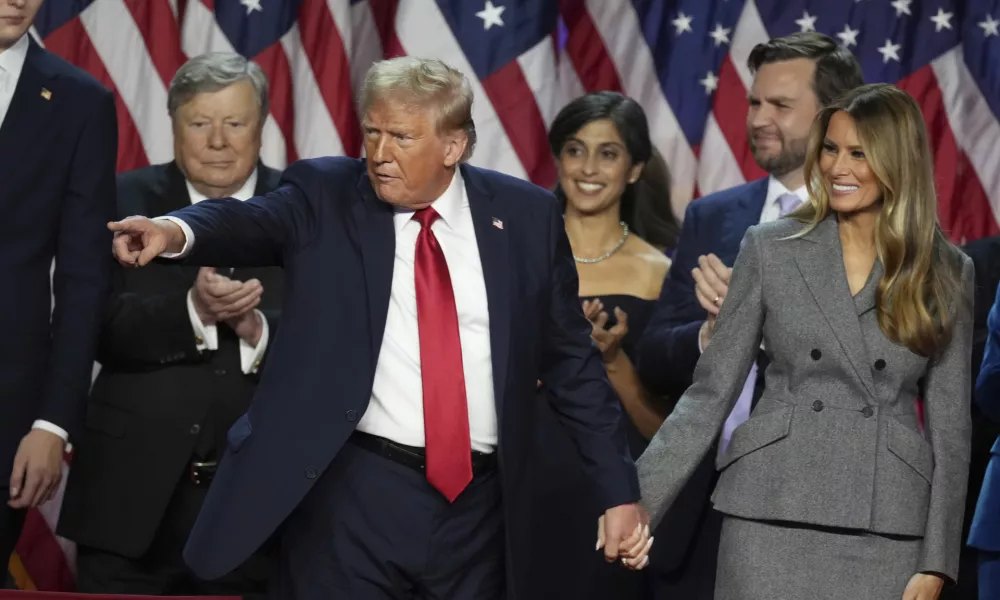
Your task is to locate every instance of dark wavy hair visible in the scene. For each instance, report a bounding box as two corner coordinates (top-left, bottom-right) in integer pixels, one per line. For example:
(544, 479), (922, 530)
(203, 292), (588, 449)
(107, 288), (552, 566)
(548, 91), (653, 232)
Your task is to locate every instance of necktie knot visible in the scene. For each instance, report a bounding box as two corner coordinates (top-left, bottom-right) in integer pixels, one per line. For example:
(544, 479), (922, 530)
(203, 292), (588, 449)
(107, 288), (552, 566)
(777, 193), (802, 217)
(412, 207), (440, 229)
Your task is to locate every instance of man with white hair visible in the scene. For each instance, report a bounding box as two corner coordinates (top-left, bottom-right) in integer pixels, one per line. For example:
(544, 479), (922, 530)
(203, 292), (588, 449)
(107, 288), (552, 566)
(103, 56), (652, 599)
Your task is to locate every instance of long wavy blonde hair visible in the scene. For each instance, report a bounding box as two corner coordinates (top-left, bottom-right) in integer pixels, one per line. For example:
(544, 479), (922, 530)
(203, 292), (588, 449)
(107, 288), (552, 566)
(793, 83), (962, 357)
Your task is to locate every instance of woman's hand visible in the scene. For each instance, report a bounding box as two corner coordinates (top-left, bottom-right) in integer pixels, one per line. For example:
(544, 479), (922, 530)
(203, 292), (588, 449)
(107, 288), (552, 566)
(590, 307), (628, 364)
(901, 573), (945, 600)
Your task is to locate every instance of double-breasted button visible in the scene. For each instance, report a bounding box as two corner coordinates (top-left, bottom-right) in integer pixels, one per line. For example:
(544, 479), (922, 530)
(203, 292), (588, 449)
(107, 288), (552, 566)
(305, 467), (317, 479)
(345, 410), (357, 422)
(811, 349), (822, 360)
(874, 359), (886, 371)
(812, 400), (824, 412)
(862, 406), (874, 418)
(189, 424), (201, 435)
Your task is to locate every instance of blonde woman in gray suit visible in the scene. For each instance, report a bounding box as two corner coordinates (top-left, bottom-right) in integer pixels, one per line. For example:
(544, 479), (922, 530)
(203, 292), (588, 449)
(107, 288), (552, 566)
(621, 83), (974, 599)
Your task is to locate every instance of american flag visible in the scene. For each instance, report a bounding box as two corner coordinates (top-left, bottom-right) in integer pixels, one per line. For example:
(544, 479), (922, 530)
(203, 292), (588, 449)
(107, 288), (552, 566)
(9, 0), (1000, 591)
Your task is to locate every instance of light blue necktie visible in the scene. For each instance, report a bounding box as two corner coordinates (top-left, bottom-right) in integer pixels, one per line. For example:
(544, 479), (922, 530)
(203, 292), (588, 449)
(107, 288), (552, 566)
(718, 193), (802, 455)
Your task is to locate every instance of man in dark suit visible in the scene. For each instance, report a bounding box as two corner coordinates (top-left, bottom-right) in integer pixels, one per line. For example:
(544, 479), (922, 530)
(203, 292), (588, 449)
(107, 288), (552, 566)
(57, 53), (282, 597)
(0, 0), (117, 575)
(634, 32), (863, 599)
(104, 56), (651, 600)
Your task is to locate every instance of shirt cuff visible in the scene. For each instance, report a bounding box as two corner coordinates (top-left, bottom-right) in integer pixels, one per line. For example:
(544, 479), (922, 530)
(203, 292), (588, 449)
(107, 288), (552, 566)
(32, 420), (70, 452)
(154, 216), (195, 258)
(239, 310), (269, 375)
(698, 320), (707, 354)
(187, 289), (218, 351)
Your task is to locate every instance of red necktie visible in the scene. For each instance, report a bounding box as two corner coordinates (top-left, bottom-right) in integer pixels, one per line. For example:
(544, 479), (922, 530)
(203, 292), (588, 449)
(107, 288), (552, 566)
(412, 208), (472, 502)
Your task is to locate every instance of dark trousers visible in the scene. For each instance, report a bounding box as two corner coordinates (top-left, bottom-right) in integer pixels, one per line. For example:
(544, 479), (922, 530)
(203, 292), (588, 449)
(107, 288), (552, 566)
(650, 507), (722, 600)
(979, 550), (1000, 600)
(76, 474), (271, 599)
(0, 496), (25, 590)
(271, 440), (505, 600)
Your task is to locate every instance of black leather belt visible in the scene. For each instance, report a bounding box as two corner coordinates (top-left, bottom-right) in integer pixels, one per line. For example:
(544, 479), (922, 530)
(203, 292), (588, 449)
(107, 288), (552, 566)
(189, 460), (218, 486)
(349, 431), (497, 477)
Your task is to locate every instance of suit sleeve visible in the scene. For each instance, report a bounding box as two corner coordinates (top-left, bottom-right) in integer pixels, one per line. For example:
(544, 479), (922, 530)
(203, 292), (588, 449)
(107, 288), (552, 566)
(975, 280), (1000, 424)
(635, 201), (708, 398)
(538, 200), (639, 512)
(918, 257), (975, 581)
(39, 90), (118, 439)
(636, 227), (765, 528)
(164, 162), (320, 268)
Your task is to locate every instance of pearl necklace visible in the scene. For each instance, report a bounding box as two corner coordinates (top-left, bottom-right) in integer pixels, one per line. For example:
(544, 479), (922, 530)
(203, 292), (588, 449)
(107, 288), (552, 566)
(573, 222), (629, 264)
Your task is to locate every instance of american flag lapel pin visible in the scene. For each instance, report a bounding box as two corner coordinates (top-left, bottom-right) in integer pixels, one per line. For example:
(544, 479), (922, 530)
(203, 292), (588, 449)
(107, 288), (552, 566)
(492, 217), (503, 230)
(40, 87), (51, 100)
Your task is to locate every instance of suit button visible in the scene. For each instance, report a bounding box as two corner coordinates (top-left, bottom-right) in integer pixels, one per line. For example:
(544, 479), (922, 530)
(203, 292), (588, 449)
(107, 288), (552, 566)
(189, 424), (201, 435)
(874, 359), (886, 371)
(811, 349), (822, 360)
(214, 368), (227, 376)
(345, 410), (357, 422)
(812, 400), (824, 412)
(862, 406), (874, 418)
(305, 467), (317, 479)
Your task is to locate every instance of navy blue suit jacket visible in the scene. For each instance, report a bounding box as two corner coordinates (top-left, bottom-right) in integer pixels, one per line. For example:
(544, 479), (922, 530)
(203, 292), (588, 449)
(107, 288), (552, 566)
(172, 157), (639, 584)
(634, 177), (767, 571)
(969, 280), (1000, 551)
(0, 37), (117, 477)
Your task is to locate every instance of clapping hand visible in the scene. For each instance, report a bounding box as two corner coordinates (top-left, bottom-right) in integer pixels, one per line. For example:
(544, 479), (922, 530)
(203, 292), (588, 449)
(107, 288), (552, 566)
(582, 299), (628, 363)
(191, 267), (263, 324)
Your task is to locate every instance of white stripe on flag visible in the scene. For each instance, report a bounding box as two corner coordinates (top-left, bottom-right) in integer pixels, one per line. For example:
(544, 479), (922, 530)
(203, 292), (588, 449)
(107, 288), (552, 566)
(698, 115), (746, 196)
(730, 0), (769, 90)
(517, 37), (565, 129)
(557, 49), (586, 105)
(280, 25), (347, 159)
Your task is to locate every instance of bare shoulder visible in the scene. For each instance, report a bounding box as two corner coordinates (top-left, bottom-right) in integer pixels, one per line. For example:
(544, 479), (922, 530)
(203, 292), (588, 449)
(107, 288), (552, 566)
(625, 236), (672, 296)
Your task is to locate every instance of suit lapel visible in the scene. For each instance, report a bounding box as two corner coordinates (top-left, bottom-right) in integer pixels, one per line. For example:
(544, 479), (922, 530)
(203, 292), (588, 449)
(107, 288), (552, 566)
(0, 39), (56, 183)
(793, 217), (877, 399)
(721, 178), (768, 260)
(353, 172), (396, 370)
(462, 164), (510, 411)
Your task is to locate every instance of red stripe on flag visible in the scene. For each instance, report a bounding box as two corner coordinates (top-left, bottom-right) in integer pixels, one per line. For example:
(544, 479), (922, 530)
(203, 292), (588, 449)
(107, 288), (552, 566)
(298, 0), (362, 157)
(559, 0), (622, 92)
(898, 65), (1000, 241)
(252, 43), (299, 165)
(42, 18), (150, 172)
(480, 62), (557, 187)
(14, 509), (73, 591)
(124, 0), (187, 88)
(368, 0), (404, 58)
(712, 56), (764, 183)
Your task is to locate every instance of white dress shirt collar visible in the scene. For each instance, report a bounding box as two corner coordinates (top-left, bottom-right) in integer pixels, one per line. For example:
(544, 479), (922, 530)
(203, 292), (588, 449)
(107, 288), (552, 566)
(392, 168), (466, 234)
(764, 175), (809, 211)
(185, 167), (259, 204)
(0, 34), (29, 80)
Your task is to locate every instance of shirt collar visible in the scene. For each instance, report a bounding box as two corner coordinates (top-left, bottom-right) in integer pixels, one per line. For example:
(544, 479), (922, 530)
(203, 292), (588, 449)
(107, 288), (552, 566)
(185, 168), (259, 204)
(392, 168), (466, 234)
(0, 34), (30, 81)
(765, 175), (809, 208)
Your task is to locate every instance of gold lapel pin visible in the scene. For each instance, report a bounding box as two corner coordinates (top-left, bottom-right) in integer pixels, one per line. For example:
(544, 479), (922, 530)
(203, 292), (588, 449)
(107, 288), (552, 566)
(40, 88), (51, 100)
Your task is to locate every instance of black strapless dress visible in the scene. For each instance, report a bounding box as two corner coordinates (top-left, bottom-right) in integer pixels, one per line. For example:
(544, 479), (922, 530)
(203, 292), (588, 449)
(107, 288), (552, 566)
(524, 295), (656, 600)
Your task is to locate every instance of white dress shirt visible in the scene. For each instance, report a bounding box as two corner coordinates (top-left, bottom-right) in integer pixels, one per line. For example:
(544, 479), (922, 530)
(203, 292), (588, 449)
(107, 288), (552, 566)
(180, 171), (270, 375)
(1, 35), (71, 444)
(162, 169), (498, 452)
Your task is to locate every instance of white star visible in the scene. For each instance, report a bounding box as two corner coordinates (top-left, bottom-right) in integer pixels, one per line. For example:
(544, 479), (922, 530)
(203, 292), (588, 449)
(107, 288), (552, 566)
(930, 8), (953, 32)
(476, 1), (506, 31)
(672, 12), (694, 35)
(699, 71), (719, 95)
(980, 15), (1000, 37)
(794, 11), (817, 32)
(837, 24), (860, 48)
(878, 39), (902, 63)
(891, 0), (912, 17)
(240, 0), (262, 14)
(708, 23), (731, 47)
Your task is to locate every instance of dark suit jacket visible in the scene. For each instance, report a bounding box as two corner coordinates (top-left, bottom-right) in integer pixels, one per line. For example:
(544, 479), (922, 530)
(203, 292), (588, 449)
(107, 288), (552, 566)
(165, 158), (638, 596)
(56, 162), (283, 558)
(634, 178), (768, 571)
(969, 279), (1000, 552)
(0, 36), (117, 478)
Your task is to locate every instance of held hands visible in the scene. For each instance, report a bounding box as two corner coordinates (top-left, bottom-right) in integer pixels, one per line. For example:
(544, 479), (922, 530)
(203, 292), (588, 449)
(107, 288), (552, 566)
(108, 216), (185, 267)
(582, 299), (628, 364)
(9, 429), (65, 509)
(596, 503), (653, 570)
(692, 254), (732, 347)
(901, 573), (945, 600)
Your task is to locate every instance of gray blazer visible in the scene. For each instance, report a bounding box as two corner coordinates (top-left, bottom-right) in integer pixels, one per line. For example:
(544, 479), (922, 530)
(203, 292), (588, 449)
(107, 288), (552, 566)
(637, 214), (975, 580)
